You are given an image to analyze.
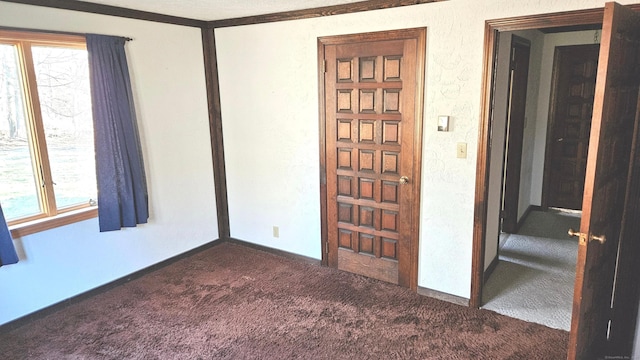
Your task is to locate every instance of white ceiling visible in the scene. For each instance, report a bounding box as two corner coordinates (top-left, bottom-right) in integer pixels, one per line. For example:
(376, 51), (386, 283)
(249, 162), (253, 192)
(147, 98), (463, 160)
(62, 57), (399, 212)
(78, 0), (366, 21)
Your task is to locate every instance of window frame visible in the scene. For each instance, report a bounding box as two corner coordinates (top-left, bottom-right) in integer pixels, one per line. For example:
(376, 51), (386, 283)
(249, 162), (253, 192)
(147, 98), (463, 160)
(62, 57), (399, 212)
(0, 29), (97, 237)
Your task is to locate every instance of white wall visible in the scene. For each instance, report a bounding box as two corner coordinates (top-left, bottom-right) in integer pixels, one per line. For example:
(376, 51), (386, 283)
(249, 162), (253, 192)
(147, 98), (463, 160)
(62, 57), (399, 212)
(215, 0), (634, 299)
(517, 30), (544, 220)
(484, 31), (511, 269)
(0, 3), (217, 325)
(484, 29), (543, 271)
(530, 30), (601, 206)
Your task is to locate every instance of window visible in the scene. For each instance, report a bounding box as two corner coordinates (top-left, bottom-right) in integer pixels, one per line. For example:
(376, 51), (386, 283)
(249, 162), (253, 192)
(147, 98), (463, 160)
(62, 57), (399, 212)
(0, 30), (97, 235)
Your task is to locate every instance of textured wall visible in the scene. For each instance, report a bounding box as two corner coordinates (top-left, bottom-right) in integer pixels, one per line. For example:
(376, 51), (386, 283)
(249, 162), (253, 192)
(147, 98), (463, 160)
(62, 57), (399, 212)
(0, 3), (217, 325)
(216, 0), (635, 299)
(516, 30), (544, 220)
(483, 31), (512, 270)
(484, 29), (544, 270)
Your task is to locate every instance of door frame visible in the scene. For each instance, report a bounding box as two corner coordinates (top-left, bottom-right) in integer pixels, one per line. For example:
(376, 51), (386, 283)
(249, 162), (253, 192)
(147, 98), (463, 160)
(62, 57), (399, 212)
(317, 28), (426, 290)
(470, 4), (640, 308)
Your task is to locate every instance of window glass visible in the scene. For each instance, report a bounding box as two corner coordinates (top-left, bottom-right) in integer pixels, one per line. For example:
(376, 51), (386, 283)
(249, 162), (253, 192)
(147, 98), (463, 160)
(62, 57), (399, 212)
(0, 43), (41, 220)
(32, 46), (96, 209)
(1, 32), (97, 228)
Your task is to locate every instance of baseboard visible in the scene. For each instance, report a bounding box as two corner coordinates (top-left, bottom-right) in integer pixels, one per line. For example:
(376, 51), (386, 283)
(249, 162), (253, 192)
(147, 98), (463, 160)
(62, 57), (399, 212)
(224, 237), (321, 266)
(484, 254), (499, 284)
(0, 238), (223, 333)
(516, 205), (541, 232)
(417, 286), (470, 307)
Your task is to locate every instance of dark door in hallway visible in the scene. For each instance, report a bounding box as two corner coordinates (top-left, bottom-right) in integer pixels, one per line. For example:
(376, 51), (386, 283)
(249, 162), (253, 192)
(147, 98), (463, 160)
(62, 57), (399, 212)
(568, 2), (640, 359)
(319, 29), (425, 288)
(544, 44), (600, 211)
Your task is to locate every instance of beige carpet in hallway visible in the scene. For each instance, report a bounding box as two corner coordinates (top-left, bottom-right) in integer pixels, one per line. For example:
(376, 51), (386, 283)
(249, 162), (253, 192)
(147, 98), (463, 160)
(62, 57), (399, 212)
(482, 210), (580, 330)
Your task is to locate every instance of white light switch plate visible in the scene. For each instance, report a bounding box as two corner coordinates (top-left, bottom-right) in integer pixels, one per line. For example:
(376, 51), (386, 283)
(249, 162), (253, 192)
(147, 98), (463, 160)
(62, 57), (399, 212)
(457, 143), (467, 159)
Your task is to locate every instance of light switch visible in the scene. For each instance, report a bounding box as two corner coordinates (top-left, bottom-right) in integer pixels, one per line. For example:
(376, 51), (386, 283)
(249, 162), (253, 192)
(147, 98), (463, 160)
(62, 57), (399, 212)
(457, 142), (467, 159)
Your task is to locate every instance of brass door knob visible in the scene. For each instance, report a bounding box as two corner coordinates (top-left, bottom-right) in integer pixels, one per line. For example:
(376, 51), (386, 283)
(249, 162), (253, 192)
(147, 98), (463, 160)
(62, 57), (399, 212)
(568, 228), (581, 237)
(568, 229), (606, 244)
(590, 234), (606, 244)
(399, 176), (409, 185)
(568, 228), (586, 244)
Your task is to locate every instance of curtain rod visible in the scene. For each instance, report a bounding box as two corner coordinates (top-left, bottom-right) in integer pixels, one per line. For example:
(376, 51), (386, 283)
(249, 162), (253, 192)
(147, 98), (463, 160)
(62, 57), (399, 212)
(0, 26), (133, 41)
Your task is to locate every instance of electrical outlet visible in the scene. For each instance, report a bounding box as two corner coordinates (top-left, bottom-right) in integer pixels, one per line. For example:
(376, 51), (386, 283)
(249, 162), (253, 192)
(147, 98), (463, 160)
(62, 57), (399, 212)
(457, 142), (467, 159)
(273, 226), (279, 238)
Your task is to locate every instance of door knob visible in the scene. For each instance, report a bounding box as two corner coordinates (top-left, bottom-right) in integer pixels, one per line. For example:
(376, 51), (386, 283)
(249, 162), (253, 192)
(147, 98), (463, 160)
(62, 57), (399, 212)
(568, 228), (581, 237)
(399, 176), (409, 185)
(568, 229), (587, 245)
(568, 229), (606, 245)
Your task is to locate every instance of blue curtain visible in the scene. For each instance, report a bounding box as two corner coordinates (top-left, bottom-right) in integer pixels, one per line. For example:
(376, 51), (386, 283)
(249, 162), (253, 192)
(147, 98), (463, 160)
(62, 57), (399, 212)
(0, 203), (19, 267)
(87, 34), (148, 232)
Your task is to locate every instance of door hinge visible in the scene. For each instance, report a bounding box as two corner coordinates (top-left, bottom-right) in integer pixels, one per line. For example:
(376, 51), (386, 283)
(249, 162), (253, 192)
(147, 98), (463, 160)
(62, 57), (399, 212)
(323, 59), (327, 73)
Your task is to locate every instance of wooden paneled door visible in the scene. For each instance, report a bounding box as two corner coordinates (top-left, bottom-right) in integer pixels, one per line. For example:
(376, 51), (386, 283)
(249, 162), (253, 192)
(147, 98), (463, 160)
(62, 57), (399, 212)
(318, 28), (425, 289)
(544, 44), (600, 211)
(568, 2), (640, 359)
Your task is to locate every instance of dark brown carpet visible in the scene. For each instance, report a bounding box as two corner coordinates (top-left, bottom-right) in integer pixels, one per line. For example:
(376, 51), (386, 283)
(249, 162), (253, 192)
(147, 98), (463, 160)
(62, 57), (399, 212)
(0, 242), (568, 359)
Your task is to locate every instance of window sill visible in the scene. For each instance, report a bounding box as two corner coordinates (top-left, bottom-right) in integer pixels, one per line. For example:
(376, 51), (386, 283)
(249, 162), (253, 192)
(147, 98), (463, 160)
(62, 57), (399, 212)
(9, 207), (98, 238)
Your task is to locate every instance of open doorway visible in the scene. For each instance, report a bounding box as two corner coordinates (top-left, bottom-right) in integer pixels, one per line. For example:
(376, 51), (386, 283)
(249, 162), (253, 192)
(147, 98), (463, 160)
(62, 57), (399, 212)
(480, 28), (601, 331)
(472, 4), (640, 358)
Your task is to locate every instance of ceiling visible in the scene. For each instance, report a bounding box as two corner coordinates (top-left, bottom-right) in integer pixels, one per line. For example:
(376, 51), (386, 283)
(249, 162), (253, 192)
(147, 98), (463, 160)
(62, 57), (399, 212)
(76, 0), (366, 21)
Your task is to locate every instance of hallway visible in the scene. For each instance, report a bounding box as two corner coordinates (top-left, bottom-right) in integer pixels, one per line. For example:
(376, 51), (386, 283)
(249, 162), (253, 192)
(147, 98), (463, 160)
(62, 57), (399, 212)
(482, 210), (580, 330)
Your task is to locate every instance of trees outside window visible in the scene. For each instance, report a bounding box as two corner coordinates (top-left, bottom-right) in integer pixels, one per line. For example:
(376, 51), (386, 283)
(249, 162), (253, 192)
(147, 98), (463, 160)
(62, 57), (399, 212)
(0, 30), (97, 227)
